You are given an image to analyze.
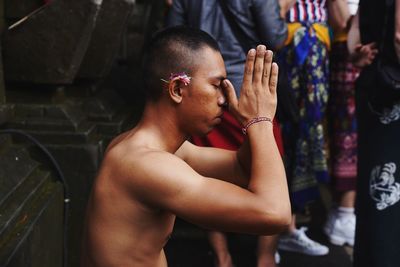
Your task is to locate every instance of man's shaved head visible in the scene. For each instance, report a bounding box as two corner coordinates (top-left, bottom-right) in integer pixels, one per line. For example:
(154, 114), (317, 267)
(142, 26), (220, 101)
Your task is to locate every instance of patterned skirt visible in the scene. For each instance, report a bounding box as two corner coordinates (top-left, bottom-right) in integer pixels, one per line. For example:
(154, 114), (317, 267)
(328, 41), (360, 192)
(279, 36), (330, 210)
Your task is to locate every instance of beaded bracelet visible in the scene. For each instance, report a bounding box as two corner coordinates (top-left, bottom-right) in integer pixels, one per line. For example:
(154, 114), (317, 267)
(242, 117), (273, 135)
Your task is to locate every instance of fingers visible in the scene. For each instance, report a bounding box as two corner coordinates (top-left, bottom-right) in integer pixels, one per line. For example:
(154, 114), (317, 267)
(269, 63), (279, 94)
(221, 79), (238, 110)
(360, 43), (379, 64)
(262, 50), (273, 86)
(253, 45), (267, 84)
(242, 49), (256, 89)
(368, 42), (378, 49)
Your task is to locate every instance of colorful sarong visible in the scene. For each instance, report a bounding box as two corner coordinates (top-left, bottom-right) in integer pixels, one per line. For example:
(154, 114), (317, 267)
(328, 41), (360, 192)
(279, 22), (330, 210)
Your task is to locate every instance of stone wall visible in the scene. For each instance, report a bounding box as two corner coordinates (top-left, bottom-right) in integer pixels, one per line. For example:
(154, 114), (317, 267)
(0, 0), (167, 266)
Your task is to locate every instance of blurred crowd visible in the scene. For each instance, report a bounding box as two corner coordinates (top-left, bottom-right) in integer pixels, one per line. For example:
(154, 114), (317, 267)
(162, 0), (400, 266)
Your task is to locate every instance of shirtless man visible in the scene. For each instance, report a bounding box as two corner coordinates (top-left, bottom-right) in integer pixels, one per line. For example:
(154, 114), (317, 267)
(81, 26), (291, 267)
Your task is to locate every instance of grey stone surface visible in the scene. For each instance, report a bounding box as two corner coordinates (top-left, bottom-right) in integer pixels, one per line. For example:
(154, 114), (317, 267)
(0, 2), (5, 104)
(4, 0), (43, 22)
(46, 143), (102, 267)
(0, 145), (63, 267)
(0, 1), (167, 267)
(122, 0), (166, 64)
(78, 0), (136, 80)
(0, 146), (39, 204)
(3, 0), (103, 84)
(4, 88), (108, 267)
(0, 104), (12, 125)
(0, 0), (4, 32)
(77, 88), (134, 138)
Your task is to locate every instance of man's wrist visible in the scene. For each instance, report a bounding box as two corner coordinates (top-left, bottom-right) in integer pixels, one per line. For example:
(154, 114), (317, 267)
(242, 117), (273, 135)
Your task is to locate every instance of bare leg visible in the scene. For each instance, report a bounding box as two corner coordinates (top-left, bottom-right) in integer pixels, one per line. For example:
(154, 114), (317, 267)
(338, 190), (356, 208)
(257, 235), (279, 267)
(287, 214), (297, 233)
(208, 231), (234, 267)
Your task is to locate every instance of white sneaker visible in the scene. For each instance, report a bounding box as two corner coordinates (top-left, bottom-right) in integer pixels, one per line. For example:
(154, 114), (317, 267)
(278, 227), (329, 256)
(324, 209), (355, 246)
(275, 251), (280, 264)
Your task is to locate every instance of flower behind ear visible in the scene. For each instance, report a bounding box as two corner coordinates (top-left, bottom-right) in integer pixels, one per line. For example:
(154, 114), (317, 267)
(161, 72), (192, 86)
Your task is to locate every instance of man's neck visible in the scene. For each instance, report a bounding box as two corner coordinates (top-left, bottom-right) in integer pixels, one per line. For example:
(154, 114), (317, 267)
(136, 101), (188, 154)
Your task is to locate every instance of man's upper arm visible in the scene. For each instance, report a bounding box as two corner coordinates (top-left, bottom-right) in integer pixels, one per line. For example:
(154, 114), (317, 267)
(175, 141), (248, 187)
(128, 151), (281, 235)
(252, 0), (288, 49)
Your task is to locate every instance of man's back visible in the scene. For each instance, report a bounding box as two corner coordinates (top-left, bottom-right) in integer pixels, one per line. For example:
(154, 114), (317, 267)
(81, 133), (176, 267)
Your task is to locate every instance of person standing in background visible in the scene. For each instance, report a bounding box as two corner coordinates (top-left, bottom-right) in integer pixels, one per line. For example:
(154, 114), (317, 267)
(276, 0), (331, 256)
(348, 0), (400, 266)
(166, 1), (287, 266)
(323, 0), (360, 247)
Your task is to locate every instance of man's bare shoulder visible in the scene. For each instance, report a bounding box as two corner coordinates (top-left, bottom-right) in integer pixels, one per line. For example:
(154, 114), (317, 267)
(102, 136), (196, 186)
(106, 141), (179, 173)
(100, 137), (202, 209)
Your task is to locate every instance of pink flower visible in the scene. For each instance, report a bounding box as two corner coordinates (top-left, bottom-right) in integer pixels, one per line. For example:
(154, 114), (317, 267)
(162, 72), (191, 86)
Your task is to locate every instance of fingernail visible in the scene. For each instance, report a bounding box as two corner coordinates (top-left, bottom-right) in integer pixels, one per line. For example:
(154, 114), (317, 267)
(249, 49), (256, 56)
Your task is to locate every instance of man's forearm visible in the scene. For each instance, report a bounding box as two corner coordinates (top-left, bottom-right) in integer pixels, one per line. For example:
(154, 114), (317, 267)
(238, 122), (290, 216)
(247, 124), (286, 192)
(226, 45), (291, 226)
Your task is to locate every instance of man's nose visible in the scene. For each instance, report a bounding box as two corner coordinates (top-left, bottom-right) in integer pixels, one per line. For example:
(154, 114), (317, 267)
(217, 95), (226, 107)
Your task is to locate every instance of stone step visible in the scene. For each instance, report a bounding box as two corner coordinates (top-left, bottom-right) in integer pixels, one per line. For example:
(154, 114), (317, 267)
(94, 109), (135, 137)
(5, 122), (99, 145)
(0, 172), (63, 267)
(0, 134), (12, 154)
(0, 145), (40, 206)
(13, 103), (87, 124)
(0, 167), (51, 240)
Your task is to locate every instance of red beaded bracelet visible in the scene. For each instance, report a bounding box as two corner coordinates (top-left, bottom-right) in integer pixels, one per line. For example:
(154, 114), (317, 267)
(242, 117), (273, 135)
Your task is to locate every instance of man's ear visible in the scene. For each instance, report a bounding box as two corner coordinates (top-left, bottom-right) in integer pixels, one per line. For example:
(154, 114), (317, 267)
(167, 80), (184, 103)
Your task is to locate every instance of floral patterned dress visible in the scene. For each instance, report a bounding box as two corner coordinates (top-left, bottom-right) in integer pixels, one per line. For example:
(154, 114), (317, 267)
(328, 41), (360, 192)
(278, 20), (330, 210)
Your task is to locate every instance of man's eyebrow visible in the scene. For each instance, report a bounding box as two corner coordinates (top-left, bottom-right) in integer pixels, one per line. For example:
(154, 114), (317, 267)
(210, 75), (226, 82)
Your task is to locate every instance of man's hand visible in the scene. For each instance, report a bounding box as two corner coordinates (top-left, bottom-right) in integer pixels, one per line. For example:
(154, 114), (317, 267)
(222, 45), (279, 126)
(350, 42), (378, 68)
